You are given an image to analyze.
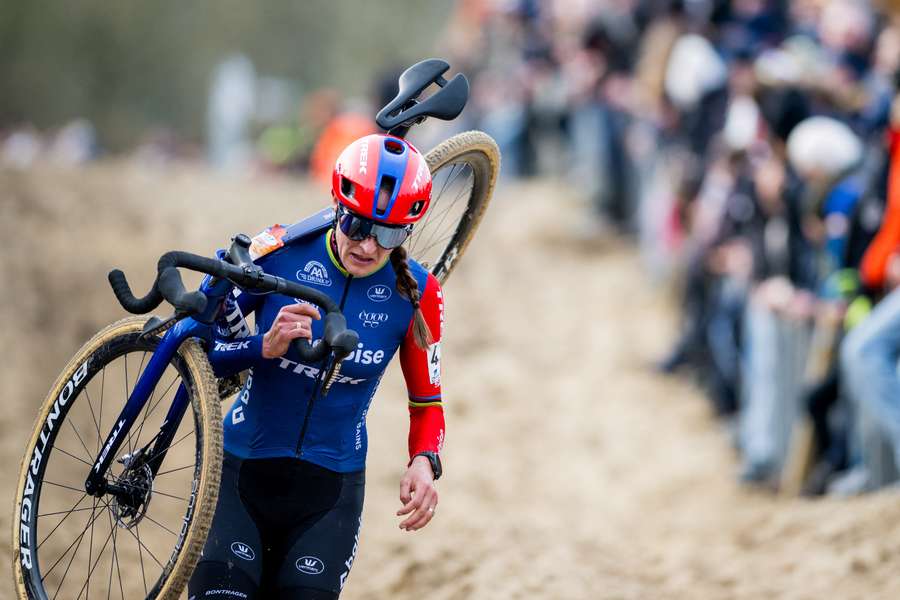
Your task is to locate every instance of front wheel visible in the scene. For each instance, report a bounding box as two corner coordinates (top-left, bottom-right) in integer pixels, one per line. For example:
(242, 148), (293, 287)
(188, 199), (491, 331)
(408, 130), (500, 283)
(12, 316), (223, 600)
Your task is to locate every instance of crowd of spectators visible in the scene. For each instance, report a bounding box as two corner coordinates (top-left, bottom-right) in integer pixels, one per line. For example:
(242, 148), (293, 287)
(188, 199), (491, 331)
(444, 0), (900, 496)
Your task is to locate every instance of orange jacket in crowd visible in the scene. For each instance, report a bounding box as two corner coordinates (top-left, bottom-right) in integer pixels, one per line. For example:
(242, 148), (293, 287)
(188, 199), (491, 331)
(860, 128), (900, 290)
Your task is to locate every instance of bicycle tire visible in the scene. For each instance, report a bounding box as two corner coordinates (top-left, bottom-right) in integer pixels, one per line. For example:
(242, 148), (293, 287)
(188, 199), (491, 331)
(409, 130), (500, 283)
(12, 316), (222, 600)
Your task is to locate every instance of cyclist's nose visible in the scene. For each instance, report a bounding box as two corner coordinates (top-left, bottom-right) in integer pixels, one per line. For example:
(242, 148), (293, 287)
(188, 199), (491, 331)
(358, 236), (378, 254)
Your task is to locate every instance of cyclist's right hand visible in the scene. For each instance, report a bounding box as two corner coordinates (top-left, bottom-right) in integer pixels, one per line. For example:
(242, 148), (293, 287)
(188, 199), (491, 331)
(262, 303), (321, 359)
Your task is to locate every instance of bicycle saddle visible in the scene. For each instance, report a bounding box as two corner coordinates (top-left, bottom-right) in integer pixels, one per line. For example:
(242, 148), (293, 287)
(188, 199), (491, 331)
(375, 58), (469, 136)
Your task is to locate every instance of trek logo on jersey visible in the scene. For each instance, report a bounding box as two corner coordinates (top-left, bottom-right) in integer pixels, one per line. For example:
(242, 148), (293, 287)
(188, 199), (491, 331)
(214, 340), (250, 352)
(358, 310), (389, 328)
(367, 284), (392, 302)
(231, 541), (255, 561)
(296, 556), (325, 575)
(427, 342), (441, 386)
(297, 260), (332, 287)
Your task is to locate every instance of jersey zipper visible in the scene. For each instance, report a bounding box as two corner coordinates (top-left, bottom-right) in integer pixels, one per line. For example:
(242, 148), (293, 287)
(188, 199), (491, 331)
(294, 273), (354, 458)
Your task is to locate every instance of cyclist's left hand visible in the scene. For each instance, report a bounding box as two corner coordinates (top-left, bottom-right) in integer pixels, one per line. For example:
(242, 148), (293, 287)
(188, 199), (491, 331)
(397, 456), (438, 531)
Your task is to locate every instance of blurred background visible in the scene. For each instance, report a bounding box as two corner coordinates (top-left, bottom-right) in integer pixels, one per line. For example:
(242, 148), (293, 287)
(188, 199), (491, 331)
(4, 0), (900, 598)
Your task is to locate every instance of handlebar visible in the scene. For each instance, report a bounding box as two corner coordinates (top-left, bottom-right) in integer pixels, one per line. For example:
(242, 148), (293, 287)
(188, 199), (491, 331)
(108, 235), (359, 364)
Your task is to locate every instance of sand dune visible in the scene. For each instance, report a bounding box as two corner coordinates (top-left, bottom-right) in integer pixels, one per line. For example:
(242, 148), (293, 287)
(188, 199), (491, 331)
(2, 164), (899, 599)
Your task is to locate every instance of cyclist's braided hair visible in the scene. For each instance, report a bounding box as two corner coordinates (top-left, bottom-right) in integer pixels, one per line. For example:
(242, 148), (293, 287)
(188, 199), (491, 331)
(390, 245), (433, 350)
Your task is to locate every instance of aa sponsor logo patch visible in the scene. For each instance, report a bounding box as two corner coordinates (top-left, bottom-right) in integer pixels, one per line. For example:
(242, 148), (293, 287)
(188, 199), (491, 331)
(297, 260), (332, 287)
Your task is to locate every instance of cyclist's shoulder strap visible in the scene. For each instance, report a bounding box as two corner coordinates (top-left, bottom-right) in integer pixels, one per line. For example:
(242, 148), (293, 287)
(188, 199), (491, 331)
(249, 207), (334, 261)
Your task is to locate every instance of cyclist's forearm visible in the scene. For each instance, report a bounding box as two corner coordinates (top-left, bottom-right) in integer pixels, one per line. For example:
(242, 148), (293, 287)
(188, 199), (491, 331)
(207, 334), (265, 377)
(407, 402), (444, 458)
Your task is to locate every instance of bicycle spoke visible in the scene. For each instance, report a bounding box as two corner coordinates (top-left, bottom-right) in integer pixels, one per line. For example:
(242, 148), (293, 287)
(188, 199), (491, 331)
(54, 446), (95, 468)
(412, 201), (459, 255)
(42, 499), (106, 582)
(73, 515), (117, 600)
(412, 163), (460, 255)
(106, 510), (125, 600)
(42, 480), (89, 495)
(38, 505), (97, 518)
(85, 497), (97, 600)
(83, 387), (102, 453)
(37, 492), (89, 551)
(144, 512), (184, 537)
(416, 178), (474, 258)
(51, 501), (96, 600)
(144, 488), (188, 504)
(133, 373), (180, 449)
(155, 463), (195, 477)
(135, 523), (149, 596)
(121, 524), (165, 569)
(419, 168), (472, 254)
(67, 419), (96, 463)
(140, 428), (194, 468)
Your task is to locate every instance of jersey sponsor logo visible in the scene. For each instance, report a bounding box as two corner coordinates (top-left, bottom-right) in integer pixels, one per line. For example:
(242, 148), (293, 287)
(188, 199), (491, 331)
(427, 342), (441, 386)
(231, 371), (253, 425)
(355, 408), (368, 451)
(296, 260), (332, 287)
(339, 517), (363, 589)
(367, 284), (392, 302)
(296, 556), (325, 575)
(214, 340), (250, 352)
(231, 541), (255, 561)
(342, 342), (385, 365)
(277, 358), (366, 384)
(358, 310), (389, 328)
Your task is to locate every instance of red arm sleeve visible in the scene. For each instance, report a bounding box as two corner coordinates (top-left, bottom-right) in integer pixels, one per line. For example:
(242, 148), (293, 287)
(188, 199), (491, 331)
(860, 130), (900, 290)
(399, 272), (445, 459)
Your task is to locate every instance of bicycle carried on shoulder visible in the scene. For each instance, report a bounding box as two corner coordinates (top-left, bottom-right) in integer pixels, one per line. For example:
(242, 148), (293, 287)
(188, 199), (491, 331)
(12, 59), (499, 600)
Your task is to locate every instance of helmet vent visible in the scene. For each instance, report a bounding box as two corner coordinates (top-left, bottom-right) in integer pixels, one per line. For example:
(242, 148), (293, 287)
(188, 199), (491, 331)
(340, 176), (355, 199)
(376, 176), (396, 213)
(409, 200), (424, 216)
(384, 139), (405, 155)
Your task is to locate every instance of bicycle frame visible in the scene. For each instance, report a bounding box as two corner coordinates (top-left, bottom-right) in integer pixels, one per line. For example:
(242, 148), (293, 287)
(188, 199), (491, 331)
(82, 316), (209, 496)
(83, 274), (232, 497)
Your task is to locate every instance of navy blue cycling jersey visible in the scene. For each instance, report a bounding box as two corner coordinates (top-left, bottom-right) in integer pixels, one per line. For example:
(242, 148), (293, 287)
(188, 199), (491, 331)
(206, 209), (445, 473)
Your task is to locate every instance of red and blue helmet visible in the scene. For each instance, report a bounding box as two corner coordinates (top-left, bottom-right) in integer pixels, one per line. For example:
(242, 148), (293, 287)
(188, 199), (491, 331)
(332, 134), (432, 226)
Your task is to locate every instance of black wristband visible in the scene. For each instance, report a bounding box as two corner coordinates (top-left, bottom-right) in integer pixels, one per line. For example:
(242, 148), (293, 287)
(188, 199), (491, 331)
(412, 451), (442, 480)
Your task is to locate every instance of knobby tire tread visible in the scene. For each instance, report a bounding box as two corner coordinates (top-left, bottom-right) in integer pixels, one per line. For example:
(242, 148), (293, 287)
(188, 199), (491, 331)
(422, 130), (500, 283)
(12, 316), (222, 600)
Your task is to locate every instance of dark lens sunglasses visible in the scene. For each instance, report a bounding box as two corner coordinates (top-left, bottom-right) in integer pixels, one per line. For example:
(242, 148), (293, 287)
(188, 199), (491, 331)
(336, 205), (413, 250)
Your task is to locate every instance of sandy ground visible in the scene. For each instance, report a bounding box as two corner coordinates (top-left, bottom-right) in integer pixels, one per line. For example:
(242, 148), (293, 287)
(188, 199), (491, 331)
(3, 164), (900, 599)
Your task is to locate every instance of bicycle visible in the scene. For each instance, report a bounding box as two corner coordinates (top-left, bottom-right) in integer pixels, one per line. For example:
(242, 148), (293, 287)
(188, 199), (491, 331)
(12, 58), (499, 600)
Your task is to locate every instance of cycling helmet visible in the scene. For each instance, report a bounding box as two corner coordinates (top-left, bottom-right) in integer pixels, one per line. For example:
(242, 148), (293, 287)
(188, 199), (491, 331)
(332, 134), (432, 225)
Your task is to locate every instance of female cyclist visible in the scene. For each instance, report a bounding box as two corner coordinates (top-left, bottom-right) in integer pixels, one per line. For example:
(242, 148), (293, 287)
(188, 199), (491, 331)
(188, 133), (445, 600)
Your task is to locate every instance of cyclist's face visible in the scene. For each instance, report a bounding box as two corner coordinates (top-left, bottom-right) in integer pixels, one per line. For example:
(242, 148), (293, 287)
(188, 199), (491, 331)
(332, 205), (392, 276)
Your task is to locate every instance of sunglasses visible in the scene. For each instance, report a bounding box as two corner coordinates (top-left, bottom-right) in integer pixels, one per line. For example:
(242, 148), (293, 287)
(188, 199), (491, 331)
(336, 205), (413, 250)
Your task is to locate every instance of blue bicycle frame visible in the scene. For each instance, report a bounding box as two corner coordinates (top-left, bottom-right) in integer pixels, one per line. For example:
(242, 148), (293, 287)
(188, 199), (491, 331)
(83, 275), (232, 497)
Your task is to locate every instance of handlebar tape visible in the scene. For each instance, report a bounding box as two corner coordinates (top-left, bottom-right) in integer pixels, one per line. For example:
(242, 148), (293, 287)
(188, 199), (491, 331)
(108, 269), (164, 314)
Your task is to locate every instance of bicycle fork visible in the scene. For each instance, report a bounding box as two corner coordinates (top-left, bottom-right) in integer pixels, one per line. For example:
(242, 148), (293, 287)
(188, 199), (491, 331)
(84, 318), (201, 497)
